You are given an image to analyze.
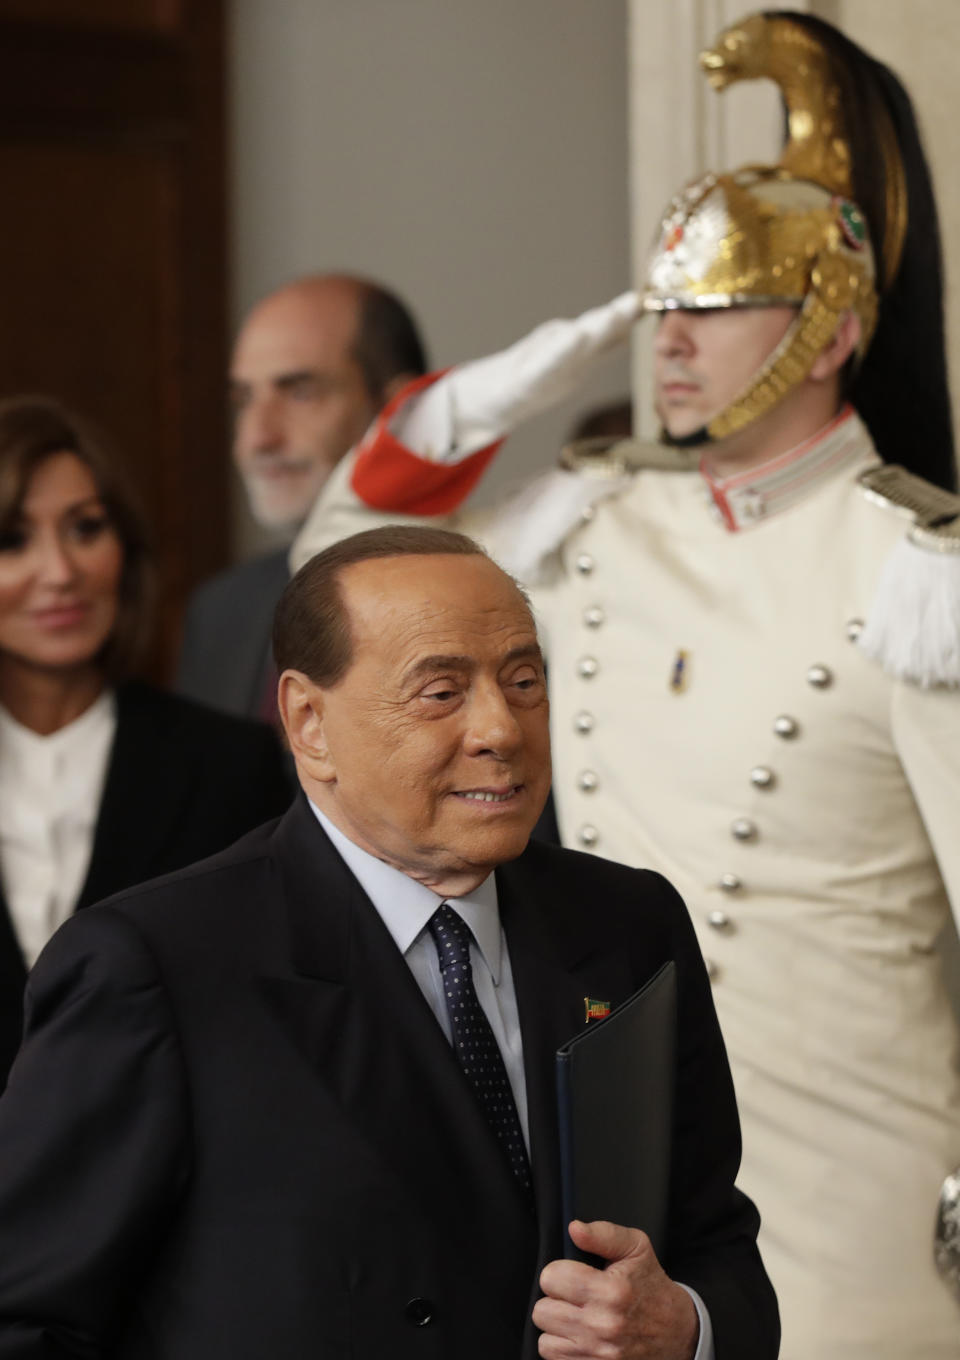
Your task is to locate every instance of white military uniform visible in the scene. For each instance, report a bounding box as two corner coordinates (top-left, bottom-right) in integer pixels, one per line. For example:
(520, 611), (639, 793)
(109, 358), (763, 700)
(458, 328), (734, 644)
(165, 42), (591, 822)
(293, 401), (960, 1359)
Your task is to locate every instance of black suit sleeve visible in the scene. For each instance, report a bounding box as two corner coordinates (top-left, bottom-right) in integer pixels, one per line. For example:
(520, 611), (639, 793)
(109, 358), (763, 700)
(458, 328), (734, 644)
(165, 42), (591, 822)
(175, 553), (289, 717)
(0, 908), (190, 1358)
(175, 586), (210, 699)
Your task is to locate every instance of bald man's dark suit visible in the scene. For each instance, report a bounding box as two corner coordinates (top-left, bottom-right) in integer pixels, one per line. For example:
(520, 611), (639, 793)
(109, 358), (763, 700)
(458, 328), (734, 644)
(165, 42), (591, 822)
(0, 796), (778, 1359)
(176, 550), (289, 718)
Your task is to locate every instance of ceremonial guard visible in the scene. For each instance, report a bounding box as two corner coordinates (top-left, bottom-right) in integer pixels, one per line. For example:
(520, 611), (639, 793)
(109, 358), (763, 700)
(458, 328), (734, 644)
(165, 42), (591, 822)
(292, 13), (960, 1356)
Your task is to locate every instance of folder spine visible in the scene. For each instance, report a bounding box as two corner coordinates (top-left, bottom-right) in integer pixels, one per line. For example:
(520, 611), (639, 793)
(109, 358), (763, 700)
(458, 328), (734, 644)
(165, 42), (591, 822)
(556, 1052), (577, 1259)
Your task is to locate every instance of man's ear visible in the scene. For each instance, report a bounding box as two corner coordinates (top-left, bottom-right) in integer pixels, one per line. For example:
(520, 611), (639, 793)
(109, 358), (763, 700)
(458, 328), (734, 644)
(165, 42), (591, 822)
(277, 669), (336, 782)
(809, 310), (862, 382)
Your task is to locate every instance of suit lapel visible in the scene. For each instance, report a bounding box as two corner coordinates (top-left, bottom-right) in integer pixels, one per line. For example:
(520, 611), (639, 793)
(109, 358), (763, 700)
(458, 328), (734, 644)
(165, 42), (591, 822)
(260, 800), (538, 1300)
(78, 685), (190, 911)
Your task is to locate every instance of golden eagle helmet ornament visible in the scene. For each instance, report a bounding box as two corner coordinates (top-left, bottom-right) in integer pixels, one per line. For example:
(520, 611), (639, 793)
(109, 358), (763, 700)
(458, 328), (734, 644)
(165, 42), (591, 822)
(642, 11), (907, 443)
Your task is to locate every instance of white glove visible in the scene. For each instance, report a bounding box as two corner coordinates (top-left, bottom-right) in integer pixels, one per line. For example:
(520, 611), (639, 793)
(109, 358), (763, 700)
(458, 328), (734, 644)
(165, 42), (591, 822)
(397, 290), (640, 464)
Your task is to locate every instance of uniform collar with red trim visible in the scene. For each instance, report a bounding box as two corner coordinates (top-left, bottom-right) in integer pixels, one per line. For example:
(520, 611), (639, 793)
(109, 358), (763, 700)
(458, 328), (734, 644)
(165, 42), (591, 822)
(699, 405), (873, 532)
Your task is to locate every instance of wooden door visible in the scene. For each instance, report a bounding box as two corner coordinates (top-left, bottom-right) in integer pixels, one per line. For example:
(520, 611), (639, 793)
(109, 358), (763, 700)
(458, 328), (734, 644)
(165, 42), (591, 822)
(0, 0), (228, 676)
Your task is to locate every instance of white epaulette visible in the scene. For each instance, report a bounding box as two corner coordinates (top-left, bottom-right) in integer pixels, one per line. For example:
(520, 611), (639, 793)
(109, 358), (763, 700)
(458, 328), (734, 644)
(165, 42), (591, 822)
(857, 465), (960, 688)
(487, 437), (697, 585)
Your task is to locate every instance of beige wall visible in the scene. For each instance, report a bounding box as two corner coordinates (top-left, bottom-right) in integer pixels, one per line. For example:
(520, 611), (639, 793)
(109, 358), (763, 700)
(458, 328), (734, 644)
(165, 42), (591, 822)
(229, 0), (631, 556)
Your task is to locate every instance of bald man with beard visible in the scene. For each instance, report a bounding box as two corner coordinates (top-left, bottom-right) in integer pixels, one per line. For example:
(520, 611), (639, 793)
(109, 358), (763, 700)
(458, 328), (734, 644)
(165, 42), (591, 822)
(177, 274), (427, 720)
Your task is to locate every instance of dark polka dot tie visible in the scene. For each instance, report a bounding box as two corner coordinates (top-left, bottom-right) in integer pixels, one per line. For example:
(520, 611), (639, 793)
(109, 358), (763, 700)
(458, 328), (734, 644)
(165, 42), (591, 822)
(428, 903), (533, 1202)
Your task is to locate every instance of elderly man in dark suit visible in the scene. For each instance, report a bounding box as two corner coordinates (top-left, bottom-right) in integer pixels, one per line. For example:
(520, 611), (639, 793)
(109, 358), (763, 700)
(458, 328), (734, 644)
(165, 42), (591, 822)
(0, 526), (778, 1360)
(176, 274), (427, 719)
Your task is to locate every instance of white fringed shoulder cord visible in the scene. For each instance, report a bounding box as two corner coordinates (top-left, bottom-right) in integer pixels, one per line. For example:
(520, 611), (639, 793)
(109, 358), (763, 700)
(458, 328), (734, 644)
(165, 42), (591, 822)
(857, 464), (960, 689)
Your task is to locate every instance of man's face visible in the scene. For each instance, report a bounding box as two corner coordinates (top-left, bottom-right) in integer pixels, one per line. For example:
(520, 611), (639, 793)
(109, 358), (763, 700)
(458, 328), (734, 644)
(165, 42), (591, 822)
(312, 554), (551, 892)
(653, 305), (796, 440)
(230, 284), (377, 530)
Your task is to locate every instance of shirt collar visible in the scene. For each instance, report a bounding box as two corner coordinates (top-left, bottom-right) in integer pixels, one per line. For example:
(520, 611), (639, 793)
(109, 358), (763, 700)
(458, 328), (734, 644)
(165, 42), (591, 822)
(309, 801), (502, 981)
(0, 689), (116, 773)
(699, 405), (873, 532)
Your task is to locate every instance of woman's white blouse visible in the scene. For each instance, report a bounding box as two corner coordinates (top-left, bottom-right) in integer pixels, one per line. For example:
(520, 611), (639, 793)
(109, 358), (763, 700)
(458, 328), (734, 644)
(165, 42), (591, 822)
(0, 691), (116, 967)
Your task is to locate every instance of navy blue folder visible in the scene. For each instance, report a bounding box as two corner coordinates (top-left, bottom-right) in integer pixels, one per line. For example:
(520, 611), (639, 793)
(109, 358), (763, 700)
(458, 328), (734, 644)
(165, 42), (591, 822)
(556, 960), (677, 1263)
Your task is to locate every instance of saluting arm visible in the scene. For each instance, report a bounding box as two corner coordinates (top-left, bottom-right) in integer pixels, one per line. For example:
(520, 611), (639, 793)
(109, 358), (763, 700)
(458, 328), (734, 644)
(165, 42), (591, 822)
(290, 291), (640, 572)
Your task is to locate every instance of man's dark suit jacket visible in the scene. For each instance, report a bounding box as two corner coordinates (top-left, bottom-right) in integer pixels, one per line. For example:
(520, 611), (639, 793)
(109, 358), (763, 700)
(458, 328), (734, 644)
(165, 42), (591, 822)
(176, 550), (289, 717)
(0, 796), (779, 1360)
(0, 681), (292, 1086)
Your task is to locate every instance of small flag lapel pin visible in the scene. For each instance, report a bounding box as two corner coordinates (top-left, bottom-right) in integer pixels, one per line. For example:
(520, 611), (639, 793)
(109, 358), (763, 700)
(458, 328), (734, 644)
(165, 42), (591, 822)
(584, 997), (611, 1023)
(669, 648), (689, 693)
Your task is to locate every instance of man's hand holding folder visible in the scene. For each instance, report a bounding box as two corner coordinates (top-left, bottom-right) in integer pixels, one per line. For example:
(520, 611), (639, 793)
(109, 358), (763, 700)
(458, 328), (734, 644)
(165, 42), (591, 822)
(535, 1219), (698, 1359)
(538, 964), (705, 1358)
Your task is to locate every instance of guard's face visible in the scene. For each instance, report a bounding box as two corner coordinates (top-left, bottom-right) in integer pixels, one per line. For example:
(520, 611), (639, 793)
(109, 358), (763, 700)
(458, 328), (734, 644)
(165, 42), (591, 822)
(653, 305), (796, 440)
(313, 554), (551, 892)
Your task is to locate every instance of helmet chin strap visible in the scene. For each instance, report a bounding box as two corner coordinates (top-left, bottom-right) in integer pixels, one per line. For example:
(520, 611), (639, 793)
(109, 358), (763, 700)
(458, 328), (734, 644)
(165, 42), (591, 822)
(706, 267), (860, 443)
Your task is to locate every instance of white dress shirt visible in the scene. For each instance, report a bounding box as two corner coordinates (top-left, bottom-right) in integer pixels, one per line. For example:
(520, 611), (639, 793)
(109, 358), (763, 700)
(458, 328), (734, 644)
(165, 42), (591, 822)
(0, 691), (116, 967)
(309, 801), (713, 1360)
(310, 801), (529, 1147)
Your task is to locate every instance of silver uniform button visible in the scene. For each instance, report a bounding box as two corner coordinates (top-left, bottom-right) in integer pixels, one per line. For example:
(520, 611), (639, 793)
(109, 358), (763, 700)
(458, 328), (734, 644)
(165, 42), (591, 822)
(577, 655), (599, 679)
(719, 873), (742, 893)
(580, 504), (596, 523)
(578, 824), (599, 847)
(577, 769), (599, 793)
(807, 663), (833, 689)
(574, 710), (595, 734)
(704, 957), (719, 981)
(773, 714), (799, 739)
(575, 553), (595, 575)
(750, 765), (776, 790)
(583, 605), (605, 628)
(845, 617), (864, 642)
(707, 909), (732, 931)
(731, 817), (757, 841)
